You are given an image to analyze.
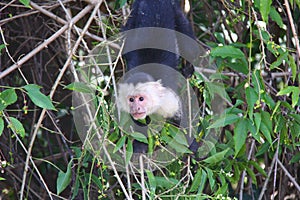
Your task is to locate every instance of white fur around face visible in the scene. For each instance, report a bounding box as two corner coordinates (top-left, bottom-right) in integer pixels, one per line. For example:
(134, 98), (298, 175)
(117, 80), (180, 119)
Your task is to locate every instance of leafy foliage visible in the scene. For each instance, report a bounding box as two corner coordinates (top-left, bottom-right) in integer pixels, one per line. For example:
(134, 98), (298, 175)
(0, 0), (300, 199)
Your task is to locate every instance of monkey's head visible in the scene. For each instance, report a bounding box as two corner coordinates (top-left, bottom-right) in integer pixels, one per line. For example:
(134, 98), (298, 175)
(118, 81), (163, 120)
(127, 93), (148, 120)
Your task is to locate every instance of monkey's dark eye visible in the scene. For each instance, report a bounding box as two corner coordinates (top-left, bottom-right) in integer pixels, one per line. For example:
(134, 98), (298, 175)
(129, 97), (134, 102)
(139, 97), (144, 101)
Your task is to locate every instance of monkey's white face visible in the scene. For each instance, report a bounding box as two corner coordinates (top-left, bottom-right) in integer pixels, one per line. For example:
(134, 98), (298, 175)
(128, 94), (148, 120)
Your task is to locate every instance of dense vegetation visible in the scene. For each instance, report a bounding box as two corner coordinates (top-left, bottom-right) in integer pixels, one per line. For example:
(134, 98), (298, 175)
(0, 0), (299, 199)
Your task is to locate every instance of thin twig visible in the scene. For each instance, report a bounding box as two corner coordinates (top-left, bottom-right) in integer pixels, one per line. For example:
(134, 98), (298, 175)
(19, 4), (94, 200)
(258, 137), (280, 200)
(0, 5), (93, 79)
(239, 139), (255, 200)
(276, 158), (300, 192)
(140, 155), (146, 200)
(284, 0), (300, 58)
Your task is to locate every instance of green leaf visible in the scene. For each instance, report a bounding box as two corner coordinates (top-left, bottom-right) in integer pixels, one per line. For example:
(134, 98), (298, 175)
(245, 86), (258, 121)
(154, 177), (178, 189)
(290, 152), (300, 164)
(270, 7), (284, 28)
(161, 131), (191, 153)
(270, 51), (288, 69)
(253, 113), (262, 141)
(277, 86), (296, 95)
(113, 136), (127, 153)
(288, 54), (297, 83)
(0, 89), (18, 111)
(234, 119), (248, 157)
(23, 84), (56, 110)
(56, 161), (72, 195)
(203, 148), (230, 164)
(0, 177), (6, 181)
(205, 167), (215, 191)
(0, 44), (5, 56)
(129, 132), (148, 144)
(8, 117), (25, 138)
(19, 0), (30, 7)
(260, 0), (272, 22)
(145, 170), (156, 194)
(91, 174), (103, 190)
(291, 88), (300, 107)
(211, 46), (245, 59)
(245, 166), (257, 186)
(168, 125), (188, 147)
(114, 0), (127, 9)
(277, 86), (299, 107)
(0, 118), (4, 136)
(189, 169), (202, 192)
(64, 82), (94, 93)
(125, 139), (133, 165)
(206, 82), (232, 104)
(189, 169), (207, 193)
(260, 111), (273, 144)
(227, 58), (249, 74)
(208, 114), (240, 129)
(249, 161), (267, 176)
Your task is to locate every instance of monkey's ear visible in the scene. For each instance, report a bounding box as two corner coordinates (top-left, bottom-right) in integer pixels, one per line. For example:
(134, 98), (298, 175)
(154, 80), (164, 88)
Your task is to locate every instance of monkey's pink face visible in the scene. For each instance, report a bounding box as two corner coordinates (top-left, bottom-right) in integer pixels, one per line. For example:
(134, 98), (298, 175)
(128, 94), (148, 120)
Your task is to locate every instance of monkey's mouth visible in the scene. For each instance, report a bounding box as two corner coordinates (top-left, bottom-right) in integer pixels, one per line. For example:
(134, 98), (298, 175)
(132, 112), (146, 120)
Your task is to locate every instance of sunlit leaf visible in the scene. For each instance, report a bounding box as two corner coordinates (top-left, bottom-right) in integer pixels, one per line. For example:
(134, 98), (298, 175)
(23, 84), (56, 110)
(211, 46), (245, 59)
(8, 117), (25, 138)
(270, 51), (288, 69)
(0, 89), (18, 111)
(19, 0), (30, 7)
(277, 86), (299, 107)
(260, 0), (272, 22)
(0, 118), (4, 136)
(64, 82), (94, 93)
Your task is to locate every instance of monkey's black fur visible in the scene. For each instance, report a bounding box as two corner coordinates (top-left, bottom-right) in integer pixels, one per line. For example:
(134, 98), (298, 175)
(122, 0), (196, 77)
(121, 0), (199, 153)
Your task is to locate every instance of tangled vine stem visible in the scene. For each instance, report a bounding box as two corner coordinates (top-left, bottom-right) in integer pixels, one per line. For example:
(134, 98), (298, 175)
(19, 3), (96, 199)
(284, 0), (300, 59)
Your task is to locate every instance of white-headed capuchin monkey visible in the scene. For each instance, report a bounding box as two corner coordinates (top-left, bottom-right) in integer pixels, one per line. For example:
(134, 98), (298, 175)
(118, 0), (199, 153)
(118, 80), (181, 121)
(119, 0), (198, 122)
